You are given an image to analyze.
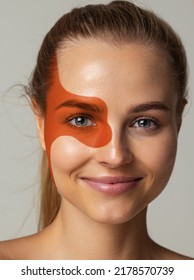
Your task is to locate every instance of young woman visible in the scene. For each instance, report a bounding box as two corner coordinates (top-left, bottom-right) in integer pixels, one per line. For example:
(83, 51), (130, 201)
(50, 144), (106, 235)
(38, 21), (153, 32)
(0, 0), (193, 259)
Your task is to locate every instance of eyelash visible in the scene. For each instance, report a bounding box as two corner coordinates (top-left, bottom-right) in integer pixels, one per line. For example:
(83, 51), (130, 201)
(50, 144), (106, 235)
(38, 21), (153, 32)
(64, 113), (96, 128)
(63, 113), (160, 132)
(131, 116), (160, 130)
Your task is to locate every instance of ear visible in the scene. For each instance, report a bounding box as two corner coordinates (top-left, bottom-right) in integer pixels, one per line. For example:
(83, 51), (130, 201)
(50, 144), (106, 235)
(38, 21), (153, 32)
(31, 99), (46, 151)
(177, 98), (187, 133)
(177, 116), (182, 133)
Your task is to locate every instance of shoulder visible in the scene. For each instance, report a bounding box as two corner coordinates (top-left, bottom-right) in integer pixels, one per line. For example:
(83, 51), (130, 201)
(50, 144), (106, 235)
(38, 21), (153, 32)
(0, 239), (19, 260)
(161, 249), (193, 260)
(0, 240), (8, 260)
(0, 233), (43, 260)
(152, 242), (193, 260)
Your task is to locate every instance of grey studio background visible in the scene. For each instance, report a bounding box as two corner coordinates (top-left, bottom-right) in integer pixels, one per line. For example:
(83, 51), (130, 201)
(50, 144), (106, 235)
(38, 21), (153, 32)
(0, 0), (194, 258)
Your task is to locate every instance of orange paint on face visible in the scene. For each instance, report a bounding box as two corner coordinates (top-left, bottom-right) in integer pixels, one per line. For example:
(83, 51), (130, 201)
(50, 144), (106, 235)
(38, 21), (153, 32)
(44, 58), (112, 171)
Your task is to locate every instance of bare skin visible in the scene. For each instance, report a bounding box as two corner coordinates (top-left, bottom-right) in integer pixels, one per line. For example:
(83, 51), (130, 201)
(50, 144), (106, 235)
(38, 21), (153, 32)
(0, 39), (193, 260)
(0, 207), (192, 259)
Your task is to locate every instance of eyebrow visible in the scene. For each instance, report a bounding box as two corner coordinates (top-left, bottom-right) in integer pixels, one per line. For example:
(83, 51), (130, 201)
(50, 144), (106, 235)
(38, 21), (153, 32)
(55, 99), (102, 113)
(130, 101), (170, 113)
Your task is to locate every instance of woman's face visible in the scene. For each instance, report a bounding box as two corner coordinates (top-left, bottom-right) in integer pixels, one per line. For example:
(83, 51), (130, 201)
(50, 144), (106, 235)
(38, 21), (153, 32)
(40, 39), (180, 224)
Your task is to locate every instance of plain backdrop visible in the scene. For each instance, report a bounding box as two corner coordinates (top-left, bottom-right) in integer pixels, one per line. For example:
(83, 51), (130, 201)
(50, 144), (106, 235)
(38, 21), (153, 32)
(0, 0), (193, 257)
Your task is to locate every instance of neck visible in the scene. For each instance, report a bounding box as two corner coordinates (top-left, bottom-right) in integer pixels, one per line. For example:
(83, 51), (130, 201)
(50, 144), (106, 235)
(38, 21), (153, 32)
(46, 201), (152, 260)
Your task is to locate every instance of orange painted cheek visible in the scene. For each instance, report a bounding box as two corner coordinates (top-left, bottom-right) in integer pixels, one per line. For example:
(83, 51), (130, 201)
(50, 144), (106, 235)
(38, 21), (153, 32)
(44, 59), (112, 182)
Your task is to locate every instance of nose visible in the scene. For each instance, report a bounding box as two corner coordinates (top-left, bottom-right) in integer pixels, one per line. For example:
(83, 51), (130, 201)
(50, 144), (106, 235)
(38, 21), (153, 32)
(94, 129), (133, 168)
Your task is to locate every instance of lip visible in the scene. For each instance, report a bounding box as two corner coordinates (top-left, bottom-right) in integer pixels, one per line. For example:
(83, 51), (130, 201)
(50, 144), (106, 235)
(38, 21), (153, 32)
(80, 176), (143, 195)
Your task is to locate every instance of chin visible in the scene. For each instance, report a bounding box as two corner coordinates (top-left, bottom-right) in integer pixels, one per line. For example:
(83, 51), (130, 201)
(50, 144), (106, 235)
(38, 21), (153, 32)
(84, 202), (146, 225)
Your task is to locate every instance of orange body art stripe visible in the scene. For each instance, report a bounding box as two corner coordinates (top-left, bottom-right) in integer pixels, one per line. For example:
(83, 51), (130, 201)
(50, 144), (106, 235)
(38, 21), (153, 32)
(44, 58), (112, 171)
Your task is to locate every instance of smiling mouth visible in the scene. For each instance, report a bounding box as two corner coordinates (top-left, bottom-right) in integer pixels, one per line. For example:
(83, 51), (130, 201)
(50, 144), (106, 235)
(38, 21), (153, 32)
(80, 176), (143, 195)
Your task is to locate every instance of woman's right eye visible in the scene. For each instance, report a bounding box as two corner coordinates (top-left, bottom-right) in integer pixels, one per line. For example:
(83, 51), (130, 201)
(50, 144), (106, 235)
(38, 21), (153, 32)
(68, 116), (96, 127)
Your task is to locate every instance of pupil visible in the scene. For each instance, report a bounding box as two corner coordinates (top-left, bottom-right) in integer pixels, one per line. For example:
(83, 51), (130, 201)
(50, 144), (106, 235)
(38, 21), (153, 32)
(76, 117), (86, 125)
(139, 119), (149, 127)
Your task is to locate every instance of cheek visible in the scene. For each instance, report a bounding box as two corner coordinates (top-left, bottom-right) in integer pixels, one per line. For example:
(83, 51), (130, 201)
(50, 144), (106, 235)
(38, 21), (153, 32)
(150, 135), (177, 171)
(138, 131), (177, 190)
(45, 112), (111, 152)
(50, 136), (90, 179)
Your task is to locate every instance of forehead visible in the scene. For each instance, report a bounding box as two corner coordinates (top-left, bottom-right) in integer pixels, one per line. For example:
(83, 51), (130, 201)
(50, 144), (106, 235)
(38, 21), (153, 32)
(56, 38), (175, 103)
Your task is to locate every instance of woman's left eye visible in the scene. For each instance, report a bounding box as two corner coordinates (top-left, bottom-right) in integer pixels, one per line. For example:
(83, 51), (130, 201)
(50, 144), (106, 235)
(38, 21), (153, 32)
(68, 116), (95, 127)
(132, 118), (158, 129)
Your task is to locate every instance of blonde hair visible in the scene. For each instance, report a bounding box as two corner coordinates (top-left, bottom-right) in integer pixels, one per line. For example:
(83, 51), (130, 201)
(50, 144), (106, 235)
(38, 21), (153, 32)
(26, 1), (188, 229)
(38, 152), (61, 229)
